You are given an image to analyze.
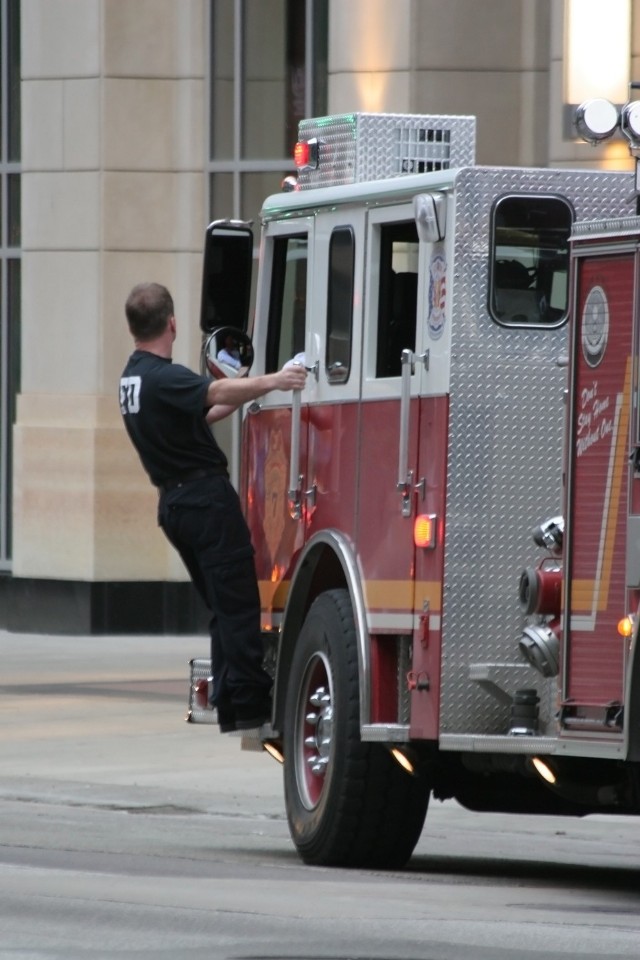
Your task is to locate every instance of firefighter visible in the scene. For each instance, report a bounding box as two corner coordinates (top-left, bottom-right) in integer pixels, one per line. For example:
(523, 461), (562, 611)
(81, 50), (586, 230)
(120, 282), (306, 733)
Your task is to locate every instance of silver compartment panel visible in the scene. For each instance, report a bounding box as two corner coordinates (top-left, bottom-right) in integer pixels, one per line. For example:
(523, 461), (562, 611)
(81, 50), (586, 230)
(440, 166), (633, 740)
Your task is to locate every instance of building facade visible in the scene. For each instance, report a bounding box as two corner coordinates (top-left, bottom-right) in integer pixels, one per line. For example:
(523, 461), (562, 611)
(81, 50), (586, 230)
(0, 0), (637, 632)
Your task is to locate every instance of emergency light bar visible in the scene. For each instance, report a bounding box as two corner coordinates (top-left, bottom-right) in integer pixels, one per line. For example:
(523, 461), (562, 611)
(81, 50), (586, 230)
(293, 112), (476, 190)
(575, 98), (619, 143)
(621, 100), (640, 147)
(575, 90), (640, 148)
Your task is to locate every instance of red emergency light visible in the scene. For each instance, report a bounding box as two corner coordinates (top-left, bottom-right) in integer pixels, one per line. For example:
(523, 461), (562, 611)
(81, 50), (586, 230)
(294, 137), (319, 170)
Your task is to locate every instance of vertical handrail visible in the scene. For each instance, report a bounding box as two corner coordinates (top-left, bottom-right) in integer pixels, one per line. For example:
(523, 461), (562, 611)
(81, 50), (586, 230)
(397, 350), (414, 518)
(397, 349), (413, 488)
(288, 386), (303, 519)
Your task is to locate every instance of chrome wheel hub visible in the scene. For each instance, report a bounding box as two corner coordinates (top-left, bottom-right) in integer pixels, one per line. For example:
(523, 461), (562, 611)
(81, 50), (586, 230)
(296, 653), (334, 809)
(305, 685), (333, 775)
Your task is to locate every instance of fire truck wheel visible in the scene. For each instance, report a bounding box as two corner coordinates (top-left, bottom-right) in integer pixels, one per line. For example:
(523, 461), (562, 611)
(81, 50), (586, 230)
(283, 588), (430, 868)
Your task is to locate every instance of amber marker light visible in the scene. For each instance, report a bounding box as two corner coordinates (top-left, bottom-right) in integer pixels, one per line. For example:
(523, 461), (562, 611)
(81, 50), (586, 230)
(617, 615), (635, 638)
(414, 513), (437, 549)
(390, 748), (414, 774)
(389, 746), (422, 776)
(531, 757), (557, 785)
(263, 740), (285, 764)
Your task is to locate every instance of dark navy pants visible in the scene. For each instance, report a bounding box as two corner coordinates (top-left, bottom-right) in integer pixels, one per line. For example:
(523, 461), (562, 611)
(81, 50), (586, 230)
(157, 475), (271, 728)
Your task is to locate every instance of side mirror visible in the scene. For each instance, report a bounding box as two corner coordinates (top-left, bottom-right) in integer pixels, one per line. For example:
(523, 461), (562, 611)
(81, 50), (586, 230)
(202, 326), (254, 380)
(200, 220), (254, 334)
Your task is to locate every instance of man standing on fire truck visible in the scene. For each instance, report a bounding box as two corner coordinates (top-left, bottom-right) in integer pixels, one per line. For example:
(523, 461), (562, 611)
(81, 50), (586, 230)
(119, 282), (307, 733)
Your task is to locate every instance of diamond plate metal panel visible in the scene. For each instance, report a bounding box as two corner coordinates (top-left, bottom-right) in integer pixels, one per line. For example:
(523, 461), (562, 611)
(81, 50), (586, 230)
(297, 113), (475, 189)
(573, 214), (640, 240)
(440, 165), (633, 738)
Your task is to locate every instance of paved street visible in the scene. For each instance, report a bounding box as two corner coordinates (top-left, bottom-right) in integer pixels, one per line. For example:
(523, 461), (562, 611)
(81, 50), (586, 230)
(1, 629), (640, 960)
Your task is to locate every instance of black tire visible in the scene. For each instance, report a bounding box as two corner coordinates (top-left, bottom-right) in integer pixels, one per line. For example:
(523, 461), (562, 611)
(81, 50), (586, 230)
(283, 588), (430, 868)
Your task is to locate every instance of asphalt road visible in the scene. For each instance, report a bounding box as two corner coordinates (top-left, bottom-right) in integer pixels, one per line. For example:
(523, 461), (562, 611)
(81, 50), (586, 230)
(1, 629), (640, 960)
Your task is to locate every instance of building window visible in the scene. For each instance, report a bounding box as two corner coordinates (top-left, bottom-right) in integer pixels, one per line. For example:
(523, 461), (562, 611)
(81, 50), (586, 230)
(489, 195), (573, 328)
(0, 0), (21, 570)
(208, 0), (328, 224)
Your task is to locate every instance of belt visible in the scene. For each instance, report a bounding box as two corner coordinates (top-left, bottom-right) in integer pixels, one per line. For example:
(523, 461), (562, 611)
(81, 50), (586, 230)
(159, 467), (226, 492)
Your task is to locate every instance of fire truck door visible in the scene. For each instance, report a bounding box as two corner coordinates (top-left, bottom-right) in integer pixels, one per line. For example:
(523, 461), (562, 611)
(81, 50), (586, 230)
(242, 218), (313, 624)
(627, 252), (640, 592)
(302, 209), (365, 545)
(356, 206), (422, 646)
(563, 250), (635, 728)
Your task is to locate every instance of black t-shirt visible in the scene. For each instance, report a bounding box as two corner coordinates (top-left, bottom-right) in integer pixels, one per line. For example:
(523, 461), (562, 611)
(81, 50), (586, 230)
(119, 350), (228, 487)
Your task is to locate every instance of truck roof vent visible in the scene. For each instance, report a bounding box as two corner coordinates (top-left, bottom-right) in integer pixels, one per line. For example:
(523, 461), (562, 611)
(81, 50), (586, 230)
(295, 112), (476, 190)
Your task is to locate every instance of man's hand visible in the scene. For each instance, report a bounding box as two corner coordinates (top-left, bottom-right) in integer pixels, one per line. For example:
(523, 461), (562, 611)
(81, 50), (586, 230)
(273, 362), (307, 392)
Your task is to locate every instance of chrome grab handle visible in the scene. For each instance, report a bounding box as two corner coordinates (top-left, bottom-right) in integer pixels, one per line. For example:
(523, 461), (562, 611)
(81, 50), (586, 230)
(288, 387), (303, 520)
(397, 349), (414, 517)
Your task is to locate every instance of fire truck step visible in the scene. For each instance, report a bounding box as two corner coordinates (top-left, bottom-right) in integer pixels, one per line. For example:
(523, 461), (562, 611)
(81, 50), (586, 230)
(469, 663), (539, 706)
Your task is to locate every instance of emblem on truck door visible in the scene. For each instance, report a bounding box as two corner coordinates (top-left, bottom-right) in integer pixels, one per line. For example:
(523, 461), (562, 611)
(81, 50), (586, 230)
(581, 284), (609, 368)
(427, 249), (447, 340)
(264, 427), (288, 563)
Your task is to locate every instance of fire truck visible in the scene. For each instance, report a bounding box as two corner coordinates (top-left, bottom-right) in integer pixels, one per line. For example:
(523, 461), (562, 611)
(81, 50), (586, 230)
(189, 110), (640, 869)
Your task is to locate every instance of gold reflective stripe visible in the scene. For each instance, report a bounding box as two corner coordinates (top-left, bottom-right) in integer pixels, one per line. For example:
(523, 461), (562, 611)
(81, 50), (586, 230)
(258, 578), (442, 613)
(259, 580), (290, 610)
(570, 581), (610, 612)
(365, 579), (441, 612)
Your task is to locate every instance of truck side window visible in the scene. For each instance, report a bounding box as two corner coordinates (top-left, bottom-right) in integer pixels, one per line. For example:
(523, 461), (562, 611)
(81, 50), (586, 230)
(265, 234), (308, 373)
(489, 195), (573, 328)
(326, 227), (355, 384)
(376, 221), (419, 378)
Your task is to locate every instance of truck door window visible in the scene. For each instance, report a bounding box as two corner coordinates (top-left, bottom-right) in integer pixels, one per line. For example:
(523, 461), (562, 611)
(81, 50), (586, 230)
(326, 227), (355, 384)
(376, 221), (419, 378)
(265, 234), (308, 372)
(490, 195), (573, 328)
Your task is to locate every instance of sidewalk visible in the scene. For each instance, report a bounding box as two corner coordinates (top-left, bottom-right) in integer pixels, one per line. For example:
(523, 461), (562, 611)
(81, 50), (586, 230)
(0, 629), (286, 819)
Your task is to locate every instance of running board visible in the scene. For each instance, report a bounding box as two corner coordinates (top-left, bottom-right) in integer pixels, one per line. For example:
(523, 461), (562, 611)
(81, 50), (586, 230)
(361, 723), (410, 743)
(439, 733), (627, 759)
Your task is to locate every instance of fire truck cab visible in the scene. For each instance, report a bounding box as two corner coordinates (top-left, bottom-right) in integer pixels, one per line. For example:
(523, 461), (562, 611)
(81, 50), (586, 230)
(193, 112), (640, 869)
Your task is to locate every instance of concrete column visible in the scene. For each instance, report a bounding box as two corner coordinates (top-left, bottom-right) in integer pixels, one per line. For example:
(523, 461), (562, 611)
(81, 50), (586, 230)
(327, 0), (412, 114)
(14, 0), (207, 599)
